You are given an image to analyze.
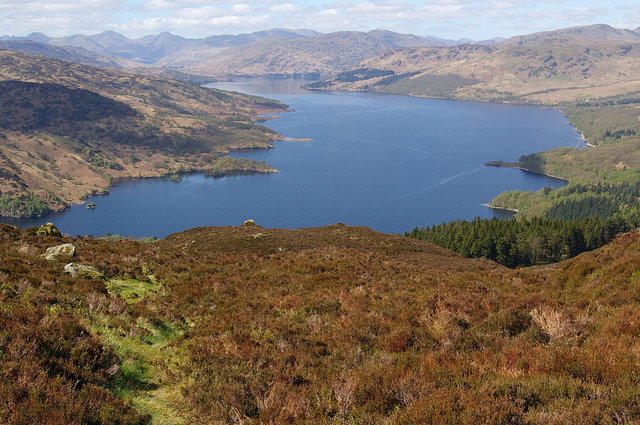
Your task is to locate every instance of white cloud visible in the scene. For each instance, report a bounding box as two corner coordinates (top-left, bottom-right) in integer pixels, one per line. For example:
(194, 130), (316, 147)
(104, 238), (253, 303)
(342, 1), (407, 13)
(173, 6), (226, 19)
(138, 0), (180, 11)
(230, 3), (252, 14)
(319, 8), (339, 15)
(0, 0), (124, 12)
(265, 3), (301, 13)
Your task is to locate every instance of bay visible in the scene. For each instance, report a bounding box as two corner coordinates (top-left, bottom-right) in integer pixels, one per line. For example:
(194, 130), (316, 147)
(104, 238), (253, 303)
(1, 80), (585, 237)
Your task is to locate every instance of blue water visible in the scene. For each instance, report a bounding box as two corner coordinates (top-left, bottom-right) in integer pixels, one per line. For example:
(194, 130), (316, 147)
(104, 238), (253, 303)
(1, 80), (585, 237)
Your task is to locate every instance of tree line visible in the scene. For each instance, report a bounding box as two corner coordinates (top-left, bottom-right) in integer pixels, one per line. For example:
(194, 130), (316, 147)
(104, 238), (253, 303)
(406, 215), (637, 268)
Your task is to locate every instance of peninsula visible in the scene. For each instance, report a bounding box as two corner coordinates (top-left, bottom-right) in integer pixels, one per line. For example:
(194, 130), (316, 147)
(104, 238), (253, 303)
(0, 49), (287, 217)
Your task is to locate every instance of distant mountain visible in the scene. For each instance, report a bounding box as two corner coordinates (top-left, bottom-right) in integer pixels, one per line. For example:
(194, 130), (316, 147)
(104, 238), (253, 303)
(6, 25), (639, 84)
(1, 32), (52, 43)
(50, 31), (148, 61)
(0, 40), (128, 69)
(366, 29), (449, 47)
(313, 27), (640, 104)
(476, 37), (507, 46)
(25, 32), (52, 43)
(502, 24), (640, 46)
(196, 28), (321, 49)
(0, 28), (500, 79)
(45, 29), (320, 66)
(129, 32), (192, 63)
(185, 30), (449, 78)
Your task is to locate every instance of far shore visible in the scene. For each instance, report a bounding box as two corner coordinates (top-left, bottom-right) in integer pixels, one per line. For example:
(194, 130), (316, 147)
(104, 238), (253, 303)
(280, 137), (314, 142)
(481, 203), (519, 213)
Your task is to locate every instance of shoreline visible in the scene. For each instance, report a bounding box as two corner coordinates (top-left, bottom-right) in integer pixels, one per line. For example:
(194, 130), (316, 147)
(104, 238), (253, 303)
(483, 161), (569, 182)
(3, 81), (584, 221)
(280, 137), (314, 142)
(481, 203), (519, 213)
(1, 159), (281, 220)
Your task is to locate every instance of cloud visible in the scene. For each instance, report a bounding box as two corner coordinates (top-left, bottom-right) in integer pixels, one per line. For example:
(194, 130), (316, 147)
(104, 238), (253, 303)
(173, 6), (226, 19)
(0, 0), (126, 36)
(265, 3), (302, 13)
(138, 0), (180, 11)
(231, 3), (253, 14)
(0, 0), (635, 41)
(0, 0), (124, 12)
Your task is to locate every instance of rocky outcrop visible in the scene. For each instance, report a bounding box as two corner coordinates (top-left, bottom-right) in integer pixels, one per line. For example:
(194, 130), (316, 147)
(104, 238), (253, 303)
(43, 243), (76, 260)
(64, 262), (103, 279)
(35, 222), (62, 237)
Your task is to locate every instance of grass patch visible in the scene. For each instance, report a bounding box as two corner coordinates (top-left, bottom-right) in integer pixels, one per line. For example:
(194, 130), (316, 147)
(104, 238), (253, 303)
(89, 313), (187, 425)
(106, 276), (163, 303)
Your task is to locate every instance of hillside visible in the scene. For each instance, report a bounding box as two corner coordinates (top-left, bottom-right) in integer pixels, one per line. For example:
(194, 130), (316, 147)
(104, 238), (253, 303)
(3, 221), (640, 424)
(314, 33), (640, 103)
(185, 30), (447, 78)
(0, 49), (286, 217)
(502, 24), (640, 46)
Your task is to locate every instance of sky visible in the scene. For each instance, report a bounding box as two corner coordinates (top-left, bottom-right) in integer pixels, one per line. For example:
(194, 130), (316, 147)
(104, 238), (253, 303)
(0, 0), (638, 41)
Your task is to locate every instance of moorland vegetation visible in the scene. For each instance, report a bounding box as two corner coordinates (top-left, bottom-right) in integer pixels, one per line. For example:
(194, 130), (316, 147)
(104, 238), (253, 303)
(4, 222), (640, 424)
(3, 24), (640, 424)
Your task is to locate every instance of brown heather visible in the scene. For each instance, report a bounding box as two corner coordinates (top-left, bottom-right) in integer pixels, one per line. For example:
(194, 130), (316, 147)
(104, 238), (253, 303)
(1, 223), (640, 424)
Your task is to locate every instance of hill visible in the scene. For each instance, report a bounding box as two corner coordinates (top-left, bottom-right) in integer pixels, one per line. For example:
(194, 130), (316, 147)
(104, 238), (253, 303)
(0, 40), (130, 69)
(313, 32), (640, 103)
(502, 24), (640, 46)
(185, 30), (448, 78)
(0, 49), (285, 217)
(3, 221), (640, 424)
(42, 29), (320, 68)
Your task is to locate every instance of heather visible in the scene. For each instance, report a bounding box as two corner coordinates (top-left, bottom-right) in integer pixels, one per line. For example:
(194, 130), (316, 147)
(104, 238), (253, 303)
(2, 222), (640, 424)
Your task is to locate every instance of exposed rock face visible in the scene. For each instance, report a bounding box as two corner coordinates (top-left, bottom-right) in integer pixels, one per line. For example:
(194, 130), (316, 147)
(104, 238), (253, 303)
(36, 222), (62, 237)
(43, 243), (76, 260)
(64, 262), (103, 279)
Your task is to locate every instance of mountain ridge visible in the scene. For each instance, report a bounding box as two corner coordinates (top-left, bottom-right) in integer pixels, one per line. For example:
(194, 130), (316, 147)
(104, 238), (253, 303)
(313, 29), (640, 103)
(1, 28), (499, 76)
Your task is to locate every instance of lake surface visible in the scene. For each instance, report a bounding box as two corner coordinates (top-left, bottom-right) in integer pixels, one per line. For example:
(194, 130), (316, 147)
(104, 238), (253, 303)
(2, 80), (585, 237)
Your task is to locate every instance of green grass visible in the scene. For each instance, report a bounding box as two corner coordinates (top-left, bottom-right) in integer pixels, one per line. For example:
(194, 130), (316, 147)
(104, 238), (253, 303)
(88, 274), (187, 424)
(89, 311), (187, 424)
(106, 276), (163, 304)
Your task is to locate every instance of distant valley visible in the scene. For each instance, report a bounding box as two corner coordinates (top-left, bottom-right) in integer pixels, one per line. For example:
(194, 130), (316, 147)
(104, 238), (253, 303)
(2, 23), (640, 225)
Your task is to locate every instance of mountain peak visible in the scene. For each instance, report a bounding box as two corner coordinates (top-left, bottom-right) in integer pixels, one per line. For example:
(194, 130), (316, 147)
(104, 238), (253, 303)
(26, 32), (51, 43)
(91, 30), (130, 42)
